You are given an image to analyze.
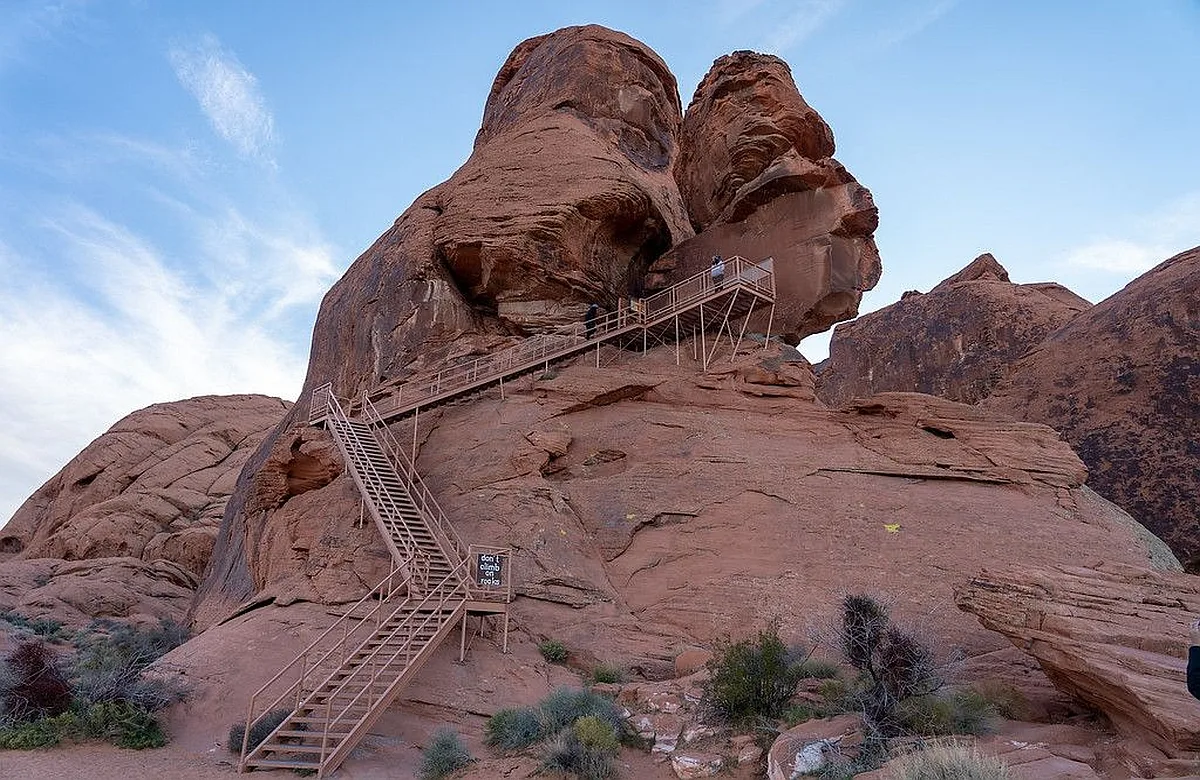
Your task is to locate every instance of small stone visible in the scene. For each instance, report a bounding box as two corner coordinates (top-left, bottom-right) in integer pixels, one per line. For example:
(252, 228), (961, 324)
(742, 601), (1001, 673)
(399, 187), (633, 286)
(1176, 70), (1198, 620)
(670, 751), (723, 779)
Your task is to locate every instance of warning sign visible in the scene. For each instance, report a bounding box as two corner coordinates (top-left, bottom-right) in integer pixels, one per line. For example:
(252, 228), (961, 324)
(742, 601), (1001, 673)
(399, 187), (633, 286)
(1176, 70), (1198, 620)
(476, 553), (504, 588)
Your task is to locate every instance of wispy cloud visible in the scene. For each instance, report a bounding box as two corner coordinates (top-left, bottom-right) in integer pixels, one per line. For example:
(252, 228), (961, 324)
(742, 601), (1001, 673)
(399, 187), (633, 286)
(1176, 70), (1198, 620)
(0, 0), (91, 76)
(875, 0), (958, 49)
(0, 201), (328, 523)
(169, 33), (276, 165)
(762, 0), (847, 53)
(1064, 192), (1200, 273)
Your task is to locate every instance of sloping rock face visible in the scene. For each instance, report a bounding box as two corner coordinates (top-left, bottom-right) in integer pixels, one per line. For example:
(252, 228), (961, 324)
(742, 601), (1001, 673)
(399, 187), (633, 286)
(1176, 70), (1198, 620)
(0, 395), (283, 627)
(817, 254), (1090, 406)
(984, 247), (1200, 570)
(956, 562), (1200, 757)
(650, 51), (881, 342)
(3, 395), (286, 577)
(198, 30), (883, 623)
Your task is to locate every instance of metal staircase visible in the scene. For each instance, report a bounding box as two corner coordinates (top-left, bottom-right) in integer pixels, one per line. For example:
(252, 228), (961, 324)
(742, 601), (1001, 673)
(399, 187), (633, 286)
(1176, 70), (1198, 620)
(238, 390), (509, 777)
(238, 255), (776, 777)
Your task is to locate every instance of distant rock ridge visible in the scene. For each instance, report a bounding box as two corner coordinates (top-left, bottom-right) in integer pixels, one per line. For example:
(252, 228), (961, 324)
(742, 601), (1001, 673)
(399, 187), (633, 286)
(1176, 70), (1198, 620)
(821, 245), (1200, 572)
(817, 253), (1089, 406)
(985, 246), (1200, 569)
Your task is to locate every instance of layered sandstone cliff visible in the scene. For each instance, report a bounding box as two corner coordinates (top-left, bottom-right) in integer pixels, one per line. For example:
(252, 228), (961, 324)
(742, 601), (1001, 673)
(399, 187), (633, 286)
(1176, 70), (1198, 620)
(0, 395), (285, 626)
(817, 254), (1089, 406)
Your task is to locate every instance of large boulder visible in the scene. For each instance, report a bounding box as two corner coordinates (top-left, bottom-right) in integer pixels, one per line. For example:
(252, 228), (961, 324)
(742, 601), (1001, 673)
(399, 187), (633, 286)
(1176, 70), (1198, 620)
(984, 246), (1200, 570)
(2, 394), (286, 578)
(650, 51), (881, 342)
(956, 562), (1200, 757)
(817, 253), (1090, 406)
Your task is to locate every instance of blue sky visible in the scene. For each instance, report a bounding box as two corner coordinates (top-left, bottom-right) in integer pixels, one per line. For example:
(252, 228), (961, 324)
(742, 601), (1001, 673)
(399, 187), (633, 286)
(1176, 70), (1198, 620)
(1, 0), (1198, 526)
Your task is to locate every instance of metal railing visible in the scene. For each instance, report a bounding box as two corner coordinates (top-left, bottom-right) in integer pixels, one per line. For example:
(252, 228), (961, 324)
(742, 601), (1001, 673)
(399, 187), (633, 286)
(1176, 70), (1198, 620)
(361, 394), (469, 565)
(360, 255), (775, 419)
(238, 556), (415, 771)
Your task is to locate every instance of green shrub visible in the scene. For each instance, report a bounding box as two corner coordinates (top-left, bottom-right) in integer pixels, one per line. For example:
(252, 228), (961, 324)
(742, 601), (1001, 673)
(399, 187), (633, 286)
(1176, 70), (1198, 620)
(782, 678), (858, 726)
(0, 612), (64, 639)
(573, 715), (619, 754)
(0, 702), (165, 750)
(589, 663), (626, 685)
(419, 727), (473, 780)
(706, 621), (803, 724)
(795, 658), (842, 680)
(898, 689), (999, 736)
(542, 729), (615, 780)
(969, 681), (1030, 720)
(227, 707), (290, 754)
(889, 741), (1009, 780)
(485, 707), (543, 751)
(539, 640), (568, 664)
(537, 688), (624, 736)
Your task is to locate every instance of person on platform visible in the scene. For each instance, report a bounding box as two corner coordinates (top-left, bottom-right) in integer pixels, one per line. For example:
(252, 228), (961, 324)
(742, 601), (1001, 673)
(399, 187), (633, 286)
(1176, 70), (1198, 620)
(710, 255), (725, 289)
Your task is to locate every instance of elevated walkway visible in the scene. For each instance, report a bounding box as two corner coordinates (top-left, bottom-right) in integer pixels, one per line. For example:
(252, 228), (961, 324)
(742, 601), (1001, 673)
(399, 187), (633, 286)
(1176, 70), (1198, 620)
(322, 255), (776, 425)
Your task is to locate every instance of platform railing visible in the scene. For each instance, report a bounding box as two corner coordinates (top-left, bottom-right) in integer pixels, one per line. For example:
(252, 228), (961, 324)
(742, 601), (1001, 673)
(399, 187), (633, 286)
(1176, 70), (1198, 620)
(361, 255), (774, 418)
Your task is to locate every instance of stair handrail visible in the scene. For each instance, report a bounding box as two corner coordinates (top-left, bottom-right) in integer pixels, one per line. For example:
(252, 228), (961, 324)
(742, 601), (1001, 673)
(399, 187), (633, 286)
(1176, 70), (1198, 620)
(361, 394), (468, 564)
(321, 388), (434, 563)
(238, 555), (414, 770)
(303, 557), (472, 769)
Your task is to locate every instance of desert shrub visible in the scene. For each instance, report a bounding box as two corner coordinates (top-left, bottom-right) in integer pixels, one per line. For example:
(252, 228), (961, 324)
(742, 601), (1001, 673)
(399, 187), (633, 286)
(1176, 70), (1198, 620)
(795, 658), (842, 680)
(537, 688), (624, 736)
(539, 640), (568, 664)
(589, 663), (626, 685)
(969, 681), (1030, 720)
(419, 727), (473, 780)
(542, 728), (615, 780)
(0, 612), (64, 639)
(72, 619), (189, 711)
(889, 741), (1009, 780)
(782, 677), (858, 726)
(838, 595), (940, 736)
(706, 621), (803, 724)
(2, 640), (72, 722)
(0, 701), (164, 750)
(898, 689), (999, 736)
(227, 707), (290, 754)
(573, 715), (619, 754)
(485, 706), (543, 750)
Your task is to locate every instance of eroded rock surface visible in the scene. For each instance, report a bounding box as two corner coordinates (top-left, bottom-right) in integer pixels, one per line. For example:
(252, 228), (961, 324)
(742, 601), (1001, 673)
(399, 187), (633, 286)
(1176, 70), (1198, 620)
(956, 562), (1200, 757)
(985, 246), (1200, 570)
(817, 253), (1090, 406)
(651, 51), (881, 342)
(2, 394), (286, 577)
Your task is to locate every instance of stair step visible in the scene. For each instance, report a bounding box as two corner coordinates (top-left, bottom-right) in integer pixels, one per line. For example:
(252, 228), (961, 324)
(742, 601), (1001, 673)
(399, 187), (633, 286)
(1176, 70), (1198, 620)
(263, 743), (344, 754)
(246, 758), (320, 769)
(275, 729), (350, 739)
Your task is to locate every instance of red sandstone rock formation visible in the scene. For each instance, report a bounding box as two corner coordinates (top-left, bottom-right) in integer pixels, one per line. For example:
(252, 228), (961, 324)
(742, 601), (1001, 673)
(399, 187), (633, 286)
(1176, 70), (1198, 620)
(956, 562), (1200, 758)
(3, 395), (286, 576)
(197, 30), (883, 622)
(817, 253), (1090, 406)
(0, 395), (284, 626)
(984, 246), (1200, 571)
(651, 51), (881, 342)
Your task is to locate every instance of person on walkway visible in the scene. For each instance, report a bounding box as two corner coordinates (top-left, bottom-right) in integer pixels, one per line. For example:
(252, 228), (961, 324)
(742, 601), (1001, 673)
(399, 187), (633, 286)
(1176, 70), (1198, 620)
(584, 302), (599, 339)
(711, 255), (725, 289)
(1187, 618), (1200, 700)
